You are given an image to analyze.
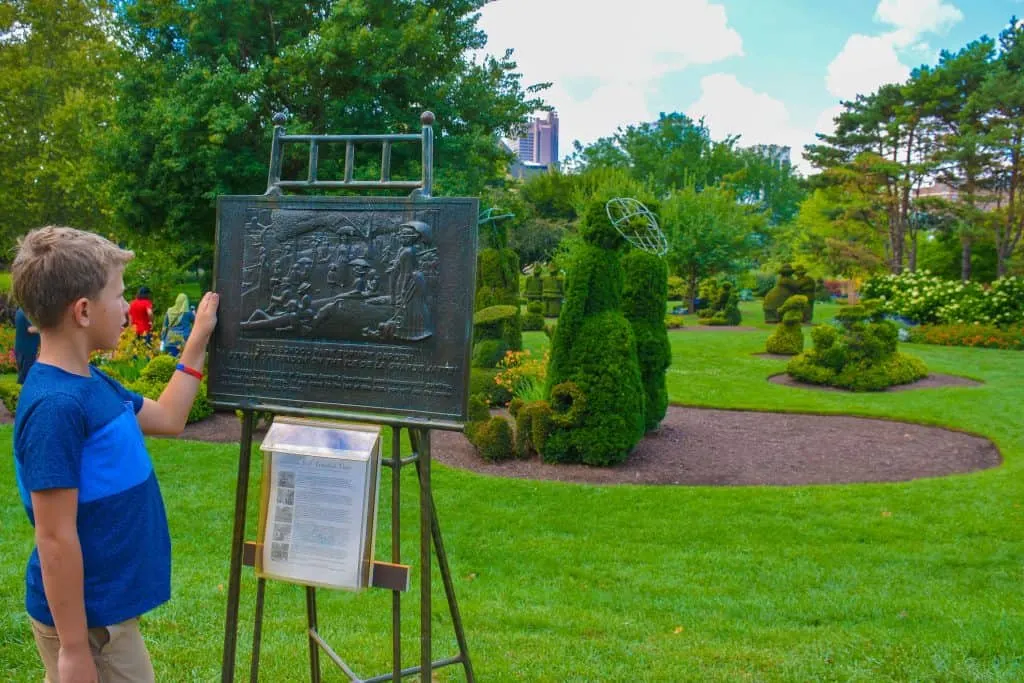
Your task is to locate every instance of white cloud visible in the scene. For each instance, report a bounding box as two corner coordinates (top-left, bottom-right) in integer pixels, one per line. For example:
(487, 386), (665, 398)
(477, 0), (743, 151)
(826, 0), (962, 101)
(688, 74), (833, 174)
(874, 0), (963, 36)
(826, 33), (911, 100)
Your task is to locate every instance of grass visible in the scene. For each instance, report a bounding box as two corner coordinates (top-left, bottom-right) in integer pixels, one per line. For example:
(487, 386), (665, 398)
(1, 323), (1023, 680)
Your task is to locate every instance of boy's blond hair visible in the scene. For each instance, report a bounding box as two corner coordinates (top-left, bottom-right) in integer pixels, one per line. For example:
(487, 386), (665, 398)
(12, 226), (134, 330)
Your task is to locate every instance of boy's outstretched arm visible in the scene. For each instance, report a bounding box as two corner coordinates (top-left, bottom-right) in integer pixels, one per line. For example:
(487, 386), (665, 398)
(32, 488), (98, 683)
(138, 292), (219, 436)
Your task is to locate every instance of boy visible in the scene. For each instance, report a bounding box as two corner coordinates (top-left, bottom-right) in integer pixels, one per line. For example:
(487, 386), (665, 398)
(12, 226), (219, 683)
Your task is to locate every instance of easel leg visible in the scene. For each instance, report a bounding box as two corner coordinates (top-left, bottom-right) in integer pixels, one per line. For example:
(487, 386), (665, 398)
(222, 411), (256, 683)
(412, 429), (432, 682)
(307, 587), (321, 683)
(427, 497), (476, 682)
(250, 578), (266, 683)
(391, 427), (402, 683)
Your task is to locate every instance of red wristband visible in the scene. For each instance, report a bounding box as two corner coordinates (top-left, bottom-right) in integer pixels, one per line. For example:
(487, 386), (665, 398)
(175, 363), (203, 380)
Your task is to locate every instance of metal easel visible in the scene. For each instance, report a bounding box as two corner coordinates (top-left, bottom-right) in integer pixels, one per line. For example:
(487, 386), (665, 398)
(219, 112), (475, 682)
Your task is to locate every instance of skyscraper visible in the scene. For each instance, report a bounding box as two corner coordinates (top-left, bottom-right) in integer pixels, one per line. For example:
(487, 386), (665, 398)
(514, 111), (559, 166)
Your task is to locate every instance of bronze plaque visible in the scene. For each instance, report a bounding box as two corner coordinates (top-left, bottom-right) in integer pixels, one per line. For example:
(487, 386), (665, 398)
(208, 195), (478, 422)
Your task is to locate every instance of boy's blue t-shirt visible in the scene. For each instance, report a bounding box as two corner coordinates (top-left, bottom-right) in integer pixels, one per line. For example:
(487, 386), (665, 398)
(13, 362), (171, 628)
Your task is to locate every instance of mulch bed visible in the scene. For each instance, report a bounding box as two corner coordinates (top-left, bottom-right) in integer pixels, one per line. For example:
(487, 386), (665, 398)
(2, 399), (998, 487)
(767, 372), (984, 393)
(430, 405), (1000, 486)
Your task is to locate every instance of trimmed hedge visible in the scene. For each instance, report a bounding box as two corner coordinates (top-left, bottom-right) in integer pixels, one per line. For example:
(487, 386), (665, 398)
(622, 250), (670, 431)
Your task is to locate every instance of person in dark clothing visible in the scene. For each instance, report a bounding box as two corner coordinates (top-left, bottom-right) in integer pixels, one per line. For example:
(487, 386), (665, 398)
(14, 308), (39, 384)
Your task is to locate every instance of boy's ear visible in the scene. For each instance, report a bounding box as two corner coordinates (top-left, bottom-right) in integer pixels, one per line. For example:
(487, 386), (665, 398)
(70, 297), (91, 328)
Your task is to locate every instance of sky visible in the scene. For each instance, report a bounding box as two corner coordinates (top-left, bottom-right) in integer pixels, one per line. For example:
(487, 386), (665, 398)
(476, 0), (1022, 172)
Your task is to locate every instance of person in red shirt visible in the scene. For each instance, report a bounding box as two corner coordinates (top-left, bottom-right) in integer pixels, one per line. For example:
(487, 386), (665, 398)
(127, 286), (155, 341)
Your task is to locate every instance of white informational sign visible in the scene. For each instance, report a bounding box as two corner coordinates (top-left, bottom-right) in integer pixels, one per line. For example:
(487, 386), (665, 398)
(257, 418), (382, 591)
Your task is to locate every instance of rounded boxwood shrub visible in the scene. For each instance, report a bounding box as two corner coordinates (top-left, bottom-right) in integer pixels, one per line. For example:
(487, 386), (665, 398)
(466, 416), (514, 462)
(526, 301), (543, 315)
(467, 394), (491, 423)
(522, 311), (545, 331)
(766, 295), (806, 355)
(141, 354), (177, 384)
(621, 250), (670, 431)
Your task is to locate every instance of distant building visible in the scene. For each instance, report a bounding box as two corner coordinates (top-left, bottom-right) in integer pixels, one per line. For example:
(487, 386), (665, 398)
(513, 111), (559, 166)
(749, 144), (791, 167)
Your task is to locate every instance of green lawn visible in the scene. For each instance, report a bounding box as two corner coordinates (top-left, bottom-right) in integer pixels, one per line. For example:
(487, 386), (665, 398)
(1, 326), (1022, 681)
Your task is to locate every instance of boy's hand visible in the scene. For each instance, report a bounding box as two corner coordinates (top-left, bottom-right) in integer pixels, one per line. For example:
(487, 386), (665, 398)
(191, 292), (220, 344)
(59, 643), (98, 683)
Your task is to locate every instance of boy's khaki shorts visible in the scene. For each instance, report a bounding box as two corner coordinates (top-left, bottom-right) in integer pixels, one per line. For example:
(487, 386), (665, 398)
(30, 616), (155, 683)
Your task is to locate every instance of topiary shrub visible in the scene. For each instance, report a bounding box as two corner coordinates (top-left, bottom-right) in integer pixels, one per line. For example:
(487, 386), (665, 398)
(466, 416), (515, 462)
(786, 300), (927, 391)
(515, 400), (552, 459)
(522, 311), (546, 331)
(541, 271), (564, 317)
(699, 282), (741, 326)
(542, 311), (645, 466)
(793, 265), (816, 322)
(526, 301), (543, 315)
(621, 250), (670, 431)
(472, 339), (508, 369)
(542, 182), (653, 466)
(763, 264), (799, 323)
(765, 295), (806, 355)
(473, 305), (522, 361)
(524, 271), (544, 304)
(476, 248), (519, 309)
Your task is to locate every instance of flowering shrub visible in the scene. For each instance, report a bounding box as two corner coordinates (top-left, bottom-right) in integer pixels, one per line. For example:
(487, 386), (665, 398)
(494, 349), (549, 403)
(861, 271), (1024, 326)
(92, 328), (162, 382)
(0, 326), (17, 373)
(908, 324), (1024, 350)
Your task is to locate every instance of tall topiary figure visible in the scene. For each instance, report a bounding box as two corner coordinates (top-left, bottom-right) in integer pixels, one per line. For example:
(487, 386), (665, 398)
(766, 295), (806, 355)
(763, 264), (798, 323)
(621, 250), (671, 431)
(793, 265), (816, 323)
(543, 186), (647, 466)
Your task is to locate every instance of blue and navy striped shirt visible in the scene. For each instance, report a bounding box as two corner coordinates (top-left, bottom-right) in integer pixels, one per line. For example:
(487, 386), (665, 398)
(14, 363), (171, 628)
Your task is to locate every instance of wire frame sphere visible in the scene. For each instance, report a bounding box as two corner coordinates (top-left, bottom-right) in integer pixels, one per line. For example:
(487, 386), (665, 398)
(605, 197), (668, 256)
